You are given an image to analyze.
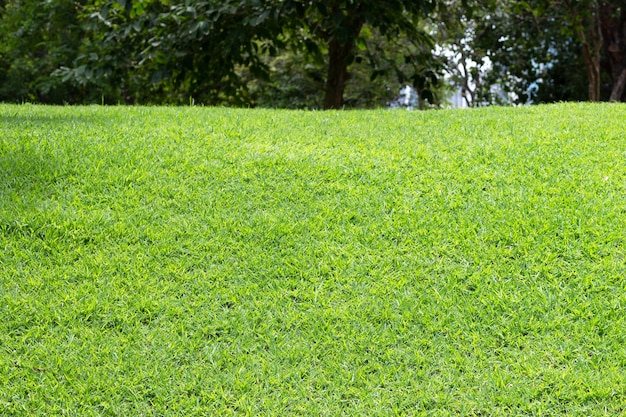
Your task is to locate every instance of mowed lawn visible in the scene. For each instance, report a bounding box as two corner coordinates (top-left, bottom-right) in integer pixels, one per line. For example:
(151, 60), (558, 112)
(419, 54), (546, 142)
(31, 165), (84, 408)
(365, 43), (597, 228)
(1, 103), (625, 416)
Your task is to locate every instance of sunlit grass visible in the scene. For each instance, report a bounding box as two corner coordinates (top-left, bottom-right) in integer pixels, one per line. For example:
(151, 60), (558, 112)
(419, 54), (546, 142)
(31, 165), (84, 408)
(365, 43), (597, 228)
(1, 103), (625, 415)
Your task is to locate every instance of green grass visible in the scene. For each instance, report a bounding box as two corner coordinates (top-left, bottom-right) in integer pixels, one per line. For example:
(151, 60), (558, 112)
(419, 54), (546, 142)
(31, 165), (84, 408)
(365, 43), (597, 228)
(1, 103), (625, 416)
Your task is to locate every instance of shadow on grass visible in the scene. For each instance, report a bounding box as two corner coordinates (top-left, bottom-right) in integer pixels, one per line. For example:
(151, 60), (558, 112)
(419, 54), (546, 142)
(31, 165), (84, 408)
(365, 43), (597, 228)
(0, 114), (102, 188)
(0, 145), (63, 202)
(0, 111), (93, 201)
(0, 108), (102, 127)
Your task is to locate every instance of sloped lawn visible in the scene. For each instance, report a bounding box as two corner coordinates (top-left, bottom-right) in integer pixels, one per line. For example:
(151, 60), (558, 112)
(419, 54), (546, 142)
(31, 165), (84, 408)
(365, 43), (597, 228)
(1, 103), (625, 415)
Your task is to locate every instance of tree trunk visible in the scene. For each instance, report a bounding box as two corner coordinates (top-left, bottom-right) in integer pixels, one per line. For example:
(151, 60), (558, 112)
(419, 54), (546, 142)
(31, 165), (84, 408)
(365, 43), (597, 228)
(580, 39), (601, 101)
(323, 36), (357, 110)
(610, 68), (626, 101)
(576, 1), (603, 101)
(599, 2), (626, 102)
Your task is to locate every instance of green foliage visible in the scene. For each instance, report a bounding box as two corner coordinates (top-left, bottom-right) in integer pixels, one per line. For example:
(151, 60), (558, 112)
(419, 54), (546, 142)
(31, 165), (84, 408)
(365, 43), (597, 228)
(247, 25), (447, 109)
(0, 0), (85, 103)
(244, 49), (326, 109)
(0, 0), (448, 107)
(138, 0), (284, 105)
(473, 0), (626, 103)
(2, 103), (626, 415)
(347, 26), (445, 108)
(473, 1), (589, 104)
(53, 0), (166, 104)
(3, 0), (625, 106)
(277, 0), (444, 108)
(59, 0), (283, 104)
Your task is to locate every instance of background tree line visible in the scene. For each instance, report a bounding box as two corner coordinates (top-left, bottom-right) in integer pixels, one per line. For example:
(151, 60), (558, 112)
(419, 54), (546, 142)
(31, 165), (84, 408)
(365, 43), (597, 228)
(0, 0), (625, 109)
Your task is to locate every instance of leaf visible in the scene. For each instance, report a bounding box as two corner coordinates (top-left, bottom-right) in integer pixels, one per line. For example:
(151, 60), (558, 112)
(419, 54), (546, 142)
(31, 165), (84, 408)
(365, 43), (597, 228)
(370, 69), (384, 81)
(304, 39), (321, 59)
(249, 9), (270, 27)
(356, 36), (366, 50)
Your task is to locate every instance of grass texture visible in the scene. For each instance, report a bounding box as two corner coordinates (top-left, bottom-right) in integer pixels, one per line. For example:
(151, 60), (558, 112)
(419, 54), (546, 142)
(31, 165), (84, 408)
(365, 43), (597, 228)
(1, 103), (625, 416)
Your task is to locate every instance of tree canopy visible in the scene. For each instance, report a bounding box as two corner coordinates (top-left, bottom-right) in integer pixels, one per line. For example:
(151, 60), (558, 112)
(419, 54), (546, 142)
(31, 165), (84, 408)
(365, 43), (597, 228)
(1, 0), (625, 107)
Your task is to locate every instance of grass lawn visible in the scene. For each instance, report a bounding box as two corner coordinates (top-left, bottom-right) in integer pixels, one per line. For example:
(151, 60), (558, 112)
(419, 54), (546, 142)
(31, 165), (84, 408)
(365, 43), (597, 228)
(1, 103), (625, 416)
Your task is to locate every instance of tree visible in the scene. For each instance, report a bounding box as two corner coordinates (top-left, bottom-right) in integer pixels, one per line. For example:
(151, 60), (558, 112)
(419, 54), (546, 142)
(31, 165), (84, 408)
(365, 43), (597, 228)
(547, 0), (604, 101)
(63, 0), (284, 105)
(0, 0), (455, 107)
(0, 0), (86, 103)
(352, 25), (446, 108)
(277, 0), (443, 109)
(73, 0), (446, 108)
(434, 0), (500, 107)
(243, 48), (326, 109)
(246, 24), (446, 109)
(474, 0), (589, 104)
(599, 2), (626, 101)
(545, 0), (626, 102)
(485, 0), (626, 102)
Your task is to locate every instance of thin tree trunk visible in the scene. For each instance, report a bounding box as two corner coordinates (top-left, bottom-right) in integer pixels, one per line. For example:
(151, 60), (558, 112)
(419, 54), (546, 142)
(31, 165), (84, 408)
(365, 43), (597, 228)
(610, 68), (626, 101)
(459, 52), (473, 107)
(576, 1), (603, 101)
(323, 37), (357, 110)
(580, 38), (601, 101)
(599, 2), (626, 102)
